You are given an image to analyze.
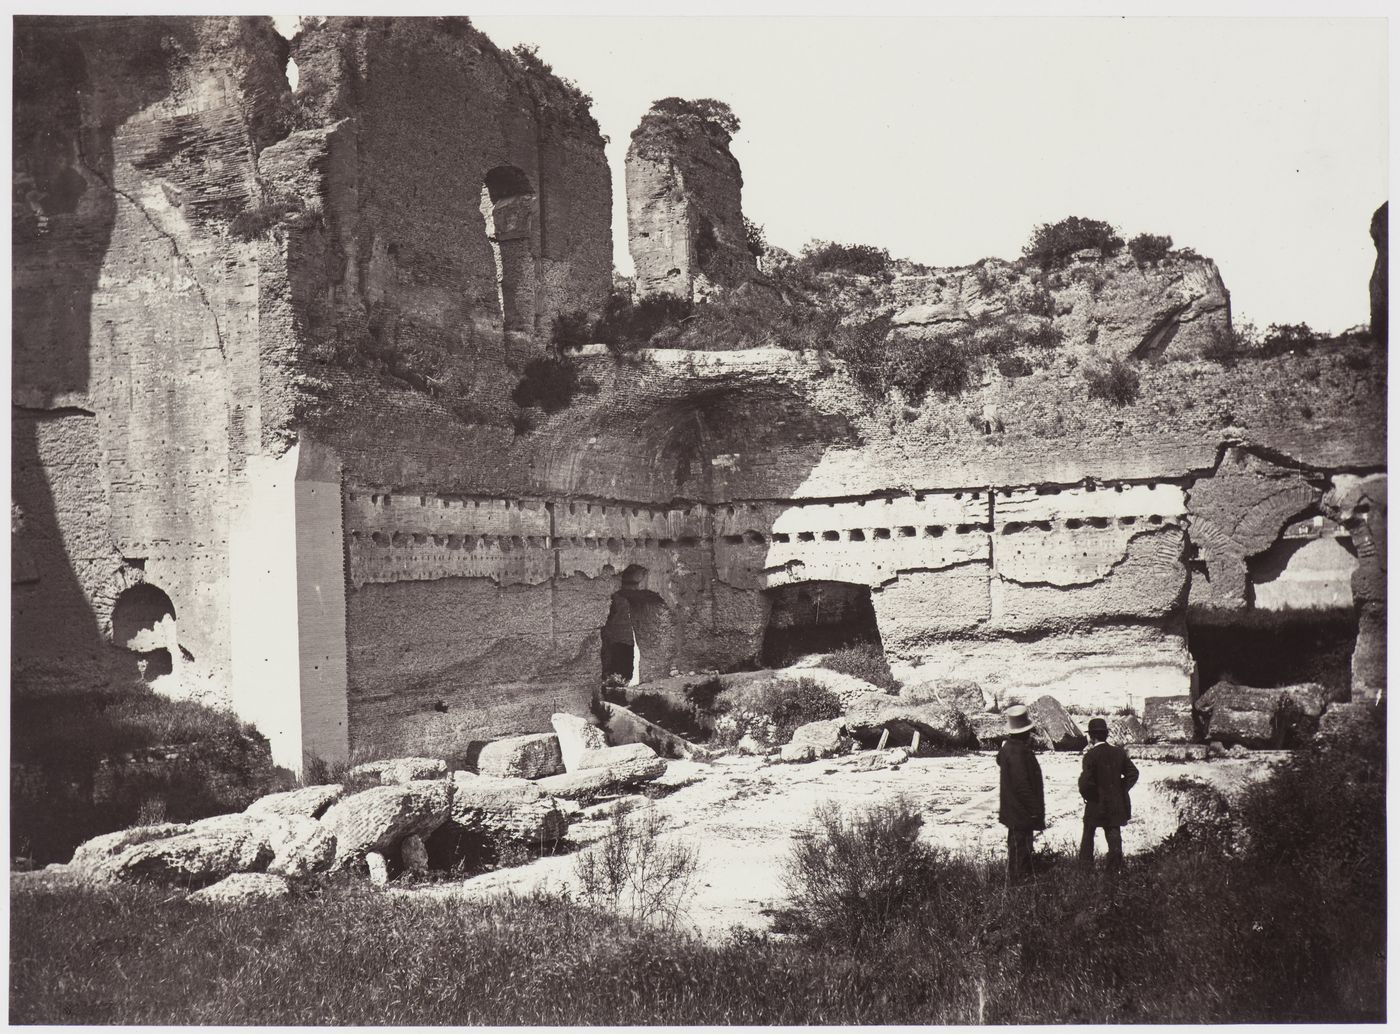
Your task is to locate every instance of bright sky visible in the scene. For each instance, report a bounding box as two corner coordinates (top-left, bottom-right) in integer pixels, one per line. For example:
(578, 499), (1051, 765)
(463, 15), (1387, 333)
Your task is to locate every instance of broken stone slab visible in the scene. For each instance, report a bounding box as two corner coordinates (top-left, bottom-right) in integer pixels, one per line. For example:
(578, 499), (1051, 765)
(602, 701), (707, 761)
(319, 780), (452, 866)
(476, 733), (565, 780)
(348, 758), (448, 789)
(844, 693), (975, 750)
(901, 679), (986, 713)
(534, 745), (667, 801)
(365, 851), (389, 886)
(1130, 743), (1210, 762)
(779, 718), (851, 763)
(552, 712), (609, 771)
(1204, 707), (1280, 749)
(1143, 696), (1197, 743)
(735, 734), (773, 756)
(262, 815), (337, 878)
(1195, 682), (1287, 715)
(1281, 683), (1328, 719)
(69, 822), (192, 874)
(967, 713), (1010, 749)
(89, 820), (275, 887)
(1108, 714), (1149, 745)
(246, 783), (344, 820)
(447, 772), (569, 847)
(1027, 696), (1086, 752)
(187, 872), (291, 905)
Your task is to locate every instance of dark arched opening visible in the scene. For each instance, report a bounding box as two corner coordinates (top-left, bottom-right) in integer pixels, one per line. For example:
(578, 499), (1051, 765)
(600, 570), (675, 686)
(110, 582), (177, 681)
(759, 580), (884, 668)
(480, 164), (538, 333)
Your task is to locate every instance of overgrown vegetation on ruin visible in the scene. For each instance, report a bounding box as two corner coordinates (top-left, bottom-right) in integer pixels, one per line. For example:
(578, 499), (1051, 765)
(1083, 356), (1141, 405)
(1023, 215), (1126, 268)
(820, 642), (899, 691)
(12, 705), (1383, 1024)
(11, 683), (284, 865)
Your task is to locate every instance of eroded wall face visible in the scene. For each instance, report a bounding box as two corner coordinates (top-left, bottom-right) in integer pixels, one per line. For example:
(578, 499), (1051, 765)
(12, 17), (291, 703)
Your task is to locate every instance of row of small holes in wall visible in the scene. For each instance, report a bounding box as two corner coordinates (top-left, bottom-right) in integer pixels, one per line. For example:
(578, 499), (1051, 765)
(352, 531), (704, 550)
(724, 524), (987, 545)
(357, 495), (536, 510)
(1000, 515), (1168, 534)
(1033, 483), (1163, 496)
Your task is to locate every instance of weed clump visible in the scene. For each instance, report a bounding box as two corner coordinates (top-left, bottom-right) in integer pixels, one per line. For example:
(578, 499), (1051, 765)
(574, 801), (699, 929)
(1084, 356), (1140, 405)
(820, 642), (898, 692)
(1128, 232), (1173, 265)
(1023, 216), (1124, 269)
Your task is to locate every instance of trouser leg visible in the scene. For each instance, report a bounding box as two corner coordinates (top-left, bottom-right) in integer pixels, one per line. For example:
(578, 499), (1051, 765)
(1007, 829), (1034, 883)
(1104, 825), (1124, 872)
(1079, 820), (1097, 871)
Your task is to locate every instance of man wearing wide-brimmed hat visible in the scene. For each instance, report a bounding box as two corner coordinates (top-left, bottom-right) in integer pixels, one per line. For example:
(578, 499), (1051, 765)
(996, 704), (1045, 883)
(1077, 716), (1140, 873)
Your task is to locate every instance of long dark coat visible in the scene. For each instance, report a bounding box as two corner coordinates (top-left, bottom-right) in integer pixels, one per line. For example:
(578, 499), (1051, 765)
(996, 735), (1045, 831)
(1079, 741), (1140, 828)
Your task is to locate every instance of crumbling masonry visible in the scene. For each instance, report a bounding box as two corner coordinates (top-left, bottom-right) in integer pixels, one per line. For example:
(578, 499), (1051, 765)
(12, 16), (1386, 771)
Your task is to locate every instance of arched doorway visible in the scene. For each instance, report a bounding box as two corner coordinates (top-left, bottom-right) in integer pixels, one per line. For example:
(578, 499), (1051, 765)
(479, 165), (538, 333)
(600, 567), (675, 686)
(759, 580), (885, 668)
(110, 582), (179, 681)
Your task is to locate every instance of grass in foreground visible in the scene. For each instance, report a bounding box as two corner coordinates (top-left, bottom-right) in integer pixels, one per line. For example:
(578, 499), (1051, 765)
(10, 706), (1385, 1025)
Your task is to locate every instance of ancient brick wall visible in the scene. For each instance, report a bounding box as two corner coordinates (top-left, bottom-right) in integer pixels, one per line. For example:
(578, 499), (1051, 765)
(12, 16), (291, 702)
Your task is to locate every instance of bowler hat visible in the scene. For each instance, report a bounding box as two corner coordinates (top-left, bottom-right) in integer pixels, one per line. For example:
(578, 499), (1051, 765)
(1087, 717), (1110, 735)
(1003, 705), (1036, 735)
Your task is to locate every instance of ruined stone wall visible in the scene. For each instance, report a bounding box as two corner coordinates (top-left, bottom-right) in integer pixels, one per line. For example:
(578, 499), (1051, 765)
(12, 16), (292, 701)
(626, 100), (756, 299)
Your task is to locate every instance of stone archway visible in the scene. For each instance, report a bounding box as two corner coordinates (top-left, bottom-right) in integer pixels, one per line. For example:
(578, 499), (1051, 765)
(600, 567), (676, 686)
(758, 579), (885, 668)
(110, 582), (179, 682)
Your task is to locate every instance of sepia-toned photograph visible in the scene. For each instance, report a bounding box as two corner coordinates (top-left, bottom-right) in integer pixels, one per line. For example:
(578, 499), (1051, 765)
(9, 6), (1388, 1024)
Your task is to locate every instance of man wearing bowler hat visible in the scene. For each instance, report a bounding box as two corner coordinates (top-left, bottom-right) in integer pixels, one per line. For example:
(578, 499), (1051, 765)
(1078, 716), (1139, 874)
(996, 704), (1044, 883)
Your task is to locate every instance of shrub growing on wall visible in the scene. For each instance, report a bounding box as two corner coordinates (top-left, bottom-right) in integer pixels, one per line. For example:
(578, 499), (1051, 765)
(797, 241), (894, 279)
(511, 356), (579, 414)
(1023, 216), (1125, 269)
(1084, 357), (1140, 405)
(1129, 232), (1174, 265)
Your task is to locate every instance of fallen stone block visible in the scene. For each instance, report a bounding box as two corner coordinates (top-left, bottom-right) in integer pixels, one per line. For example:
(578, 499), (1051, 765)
(349, 757), (448, 789)
(1143, 696), (1197, 743)
(1205, 707), (1281, 748)
(901, 678), (986, 713)
(603, 702), (707, 761)
(967, 713), (1009, 749)
(834, 747), (910, 772)
(263, 815), (337, 878)
(552, 712), (608, 771)
(534, 745), (667, 800)
(1195, 681), (1287, 715)
(1281, 682), (1327, 719)
(477, 733), (565, 779)
(1027, 695), (1086, 752)
(447, 772), (569, 847)
(91, 820), (275, 887)
(735, 734), (773, 756)
(69, 823), (191, 874)
(366, 851), (389, 886)
(188, 872), (291, 905)
(1108, 714), (1149, 745)
(1316, 702), (1375, 742)
(246, 784), (344, 820)
(844, 693), (974, 749)
(784, 718), (850, 759)
(319, 780), (451, 866)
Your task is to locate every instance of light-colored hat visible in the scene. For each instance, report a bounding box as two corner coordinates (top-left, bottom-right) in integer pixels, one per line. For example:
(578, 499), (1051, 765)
(1004, 705), (1036, 735)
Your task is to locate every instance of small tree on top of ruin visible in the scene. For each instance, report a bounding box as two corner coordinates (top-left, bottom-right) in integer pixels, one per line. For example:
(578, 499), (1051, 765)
(632, 97), (742, 154)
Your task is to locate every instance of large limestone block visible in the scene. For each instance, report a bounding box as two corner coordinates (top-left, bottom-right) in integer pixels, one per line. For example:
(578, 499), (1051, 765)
(246, 784), (344, 820)
(188, 872), (291, 905)
(477, 734), (565, 779)
(349, 758), (448, 789)
(1028, 696), (1087, 752)
(968, 713), (1011, 749)
(844, 692), (976, 749)
(1143, 696), (1197, 743)
(263, 815), (337, 878)
(534, 745), (667, 801)
(552, 713), (608, 771)
(1195, 682), (1286, 715)
(1280, 683), (1327, 719)
(448, 772), (569, 846)
(92, 822), (274, 887)
(1108, 714), (1149, 745)
(1202, 708), (1279, 749)
(320, 780), (451, 865)
(901, 679), (986, 713)
(785, 718), (850, 760)
(603, 702), (705, 761)
(69, 823), (191, 873)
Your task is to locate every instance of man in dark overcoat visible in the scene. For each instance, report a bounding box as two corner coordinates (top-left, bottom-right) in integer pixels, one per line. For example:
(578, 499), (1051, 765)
(1078, 716), (1140, 873)
(996, 704), (1044, 883)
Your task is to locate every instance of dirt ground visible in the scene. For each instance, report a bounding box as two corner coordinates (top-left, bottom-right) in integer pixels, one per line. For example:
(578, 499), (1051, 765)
(414, 749), (1278, 940)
